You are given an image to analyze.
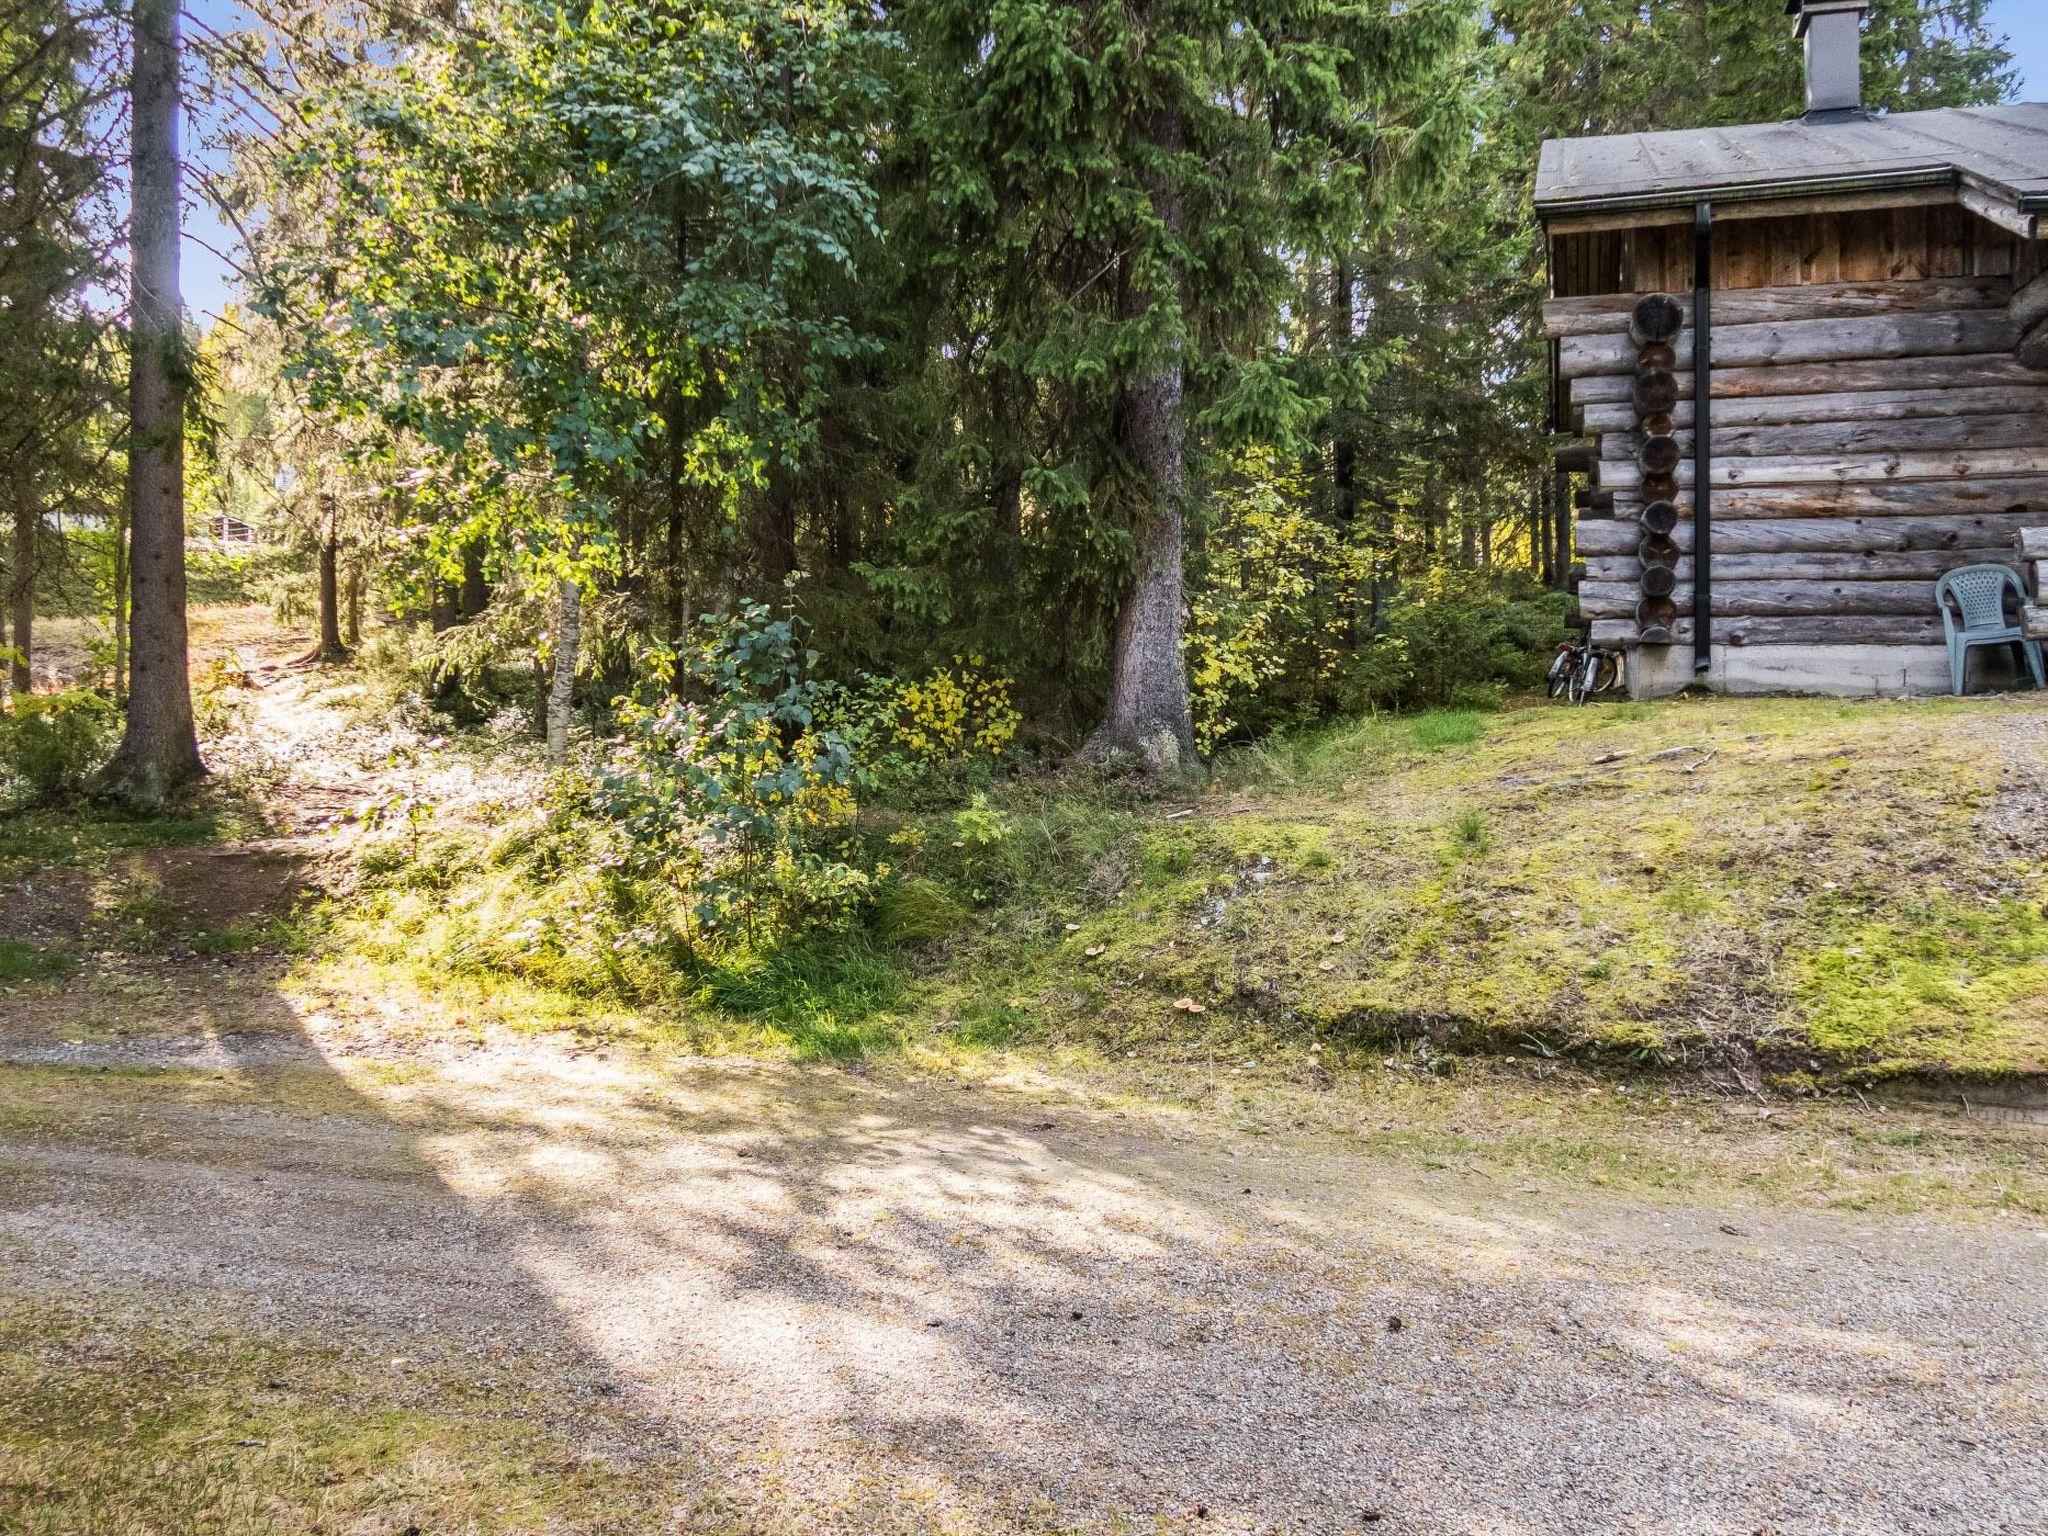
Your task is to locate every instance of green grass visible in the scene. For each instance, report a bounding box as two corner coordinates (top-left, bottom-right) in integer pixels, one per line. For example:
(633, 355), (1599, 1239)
(0, 803), (238, 878)
(699, 938), (907, 1059)
(0, 940), (70, 984)
(0, 1296), (680, 1536)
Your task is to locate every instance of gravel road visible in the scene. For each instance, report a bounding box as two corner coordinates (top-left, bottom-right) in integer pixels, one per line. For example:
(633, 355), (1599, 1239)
(2, 1021), (2043, 1536)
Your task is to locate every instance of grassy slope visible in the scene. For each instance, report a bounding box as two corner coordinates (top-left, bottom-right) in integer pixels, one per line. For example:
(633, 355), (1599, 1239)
(944, 696), (2048, 1083)
(286, 690), (2048, 1085)
(8, 680), (2047, 1085)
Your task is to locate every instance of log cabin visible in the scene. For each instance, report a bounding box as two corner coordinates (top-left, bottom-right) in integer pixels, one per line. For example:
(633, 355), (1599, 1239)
(1536, 0), (2048, 697)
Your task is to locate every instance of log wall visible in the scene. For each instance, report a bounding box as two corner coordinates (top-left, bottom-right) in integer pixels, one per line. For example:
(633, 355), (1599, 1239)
(1545, 206), (2048, 651)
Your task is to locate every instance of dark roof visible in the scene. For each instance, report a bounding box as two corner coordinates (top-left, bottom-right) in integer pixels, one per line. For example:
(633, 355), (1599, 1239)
(1535, 102), (2048, 221)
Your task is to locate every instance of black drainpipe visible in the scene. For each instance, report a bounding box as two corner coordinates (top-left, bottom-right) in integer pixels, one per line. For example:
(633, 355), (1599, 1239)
(1692, 201), (1714, 675)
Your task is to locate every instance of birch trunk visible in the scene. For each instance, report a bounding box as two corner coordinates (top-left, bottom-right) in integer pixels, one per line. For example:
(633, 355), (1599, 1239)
(546, 578), (580, 762)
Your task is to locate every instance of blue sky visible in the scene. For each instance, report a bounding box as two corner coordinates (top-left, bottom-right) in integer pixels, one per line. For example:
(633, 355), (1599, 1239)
(176, 0), (2048, 322)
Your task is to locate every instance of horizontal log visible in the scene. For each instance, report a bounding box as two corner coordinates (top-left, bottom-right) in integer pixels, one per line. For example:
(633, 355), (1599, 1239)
(1585, 549), (2017, 585)
(1559, 312), (2015, 380)
(1553, 441), (1598, 472)
(2020, 527), (2048, 563)
(1578, 385), (2048, 435)
(1578, 578), (1951, 619)
(1599, 447), (2048, 493)
(1581, 512), (2048, 561)
(1543, 278), (2010, 338)
(1714, 476), (2048, 519)
(1570, 354), (2043, 407)
(1574, 511), (2041, 558)
(1590, 616), (1949, 649)
(1597, 412), (2048, 463)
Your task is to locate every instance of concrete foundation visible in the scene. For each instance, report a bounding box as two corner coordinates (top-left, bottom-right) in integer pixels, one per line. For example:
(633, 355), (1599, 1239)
(1624, 642), (1996, 699)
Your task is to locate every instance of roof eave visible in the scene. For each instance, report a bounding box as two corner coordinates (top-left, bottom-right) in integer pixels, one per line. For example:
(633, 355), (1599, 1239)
(1535, 165), (1963, 224)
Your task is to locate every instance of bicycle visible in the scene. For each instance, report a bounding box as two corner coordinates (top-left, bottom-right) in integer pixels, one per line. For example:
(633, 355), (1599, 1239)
(1546, 638), (1623, 704)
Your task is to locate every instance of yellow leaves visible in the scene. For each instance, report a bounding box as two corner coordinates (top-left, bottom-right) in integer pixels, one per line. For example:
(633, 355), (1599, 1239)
(884, 660), (1020, 767)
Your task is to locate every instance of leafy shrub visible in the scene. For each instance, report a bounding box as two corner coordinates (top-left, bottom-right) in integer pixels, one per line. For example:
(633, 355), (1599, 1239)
(817, 657), (1021, 799)
(1187, 449), (1352, 749)
(0, 690), (117, 802)
(600, 602), (872, 950)
(1344, 572), (1571, 713)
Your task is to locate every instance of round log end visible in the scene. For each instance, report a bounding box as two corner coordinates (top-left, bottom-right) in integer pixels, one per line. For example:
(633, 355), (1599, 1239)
(1637, 594), (1679, 629)
(1641, 411), (1675, 438)
(1638, 532), (1681, 568)
(1638, 434), (1682, 476)
(1633, 368), (1678, 419)
(1635, 340), (1678, 374)
(1639, 499), (1680, 536)
(1639, 625), (1675, 647)
(1640, 471), (1679, 501)
(1640, 564), (1677, 599)
(1629, 292), (1685, 346)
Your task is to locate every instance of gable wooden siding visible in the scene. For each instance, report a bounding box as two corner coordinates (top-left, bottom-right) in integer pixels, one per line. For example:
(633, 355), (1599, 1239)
(1549, 206), (2028, 300)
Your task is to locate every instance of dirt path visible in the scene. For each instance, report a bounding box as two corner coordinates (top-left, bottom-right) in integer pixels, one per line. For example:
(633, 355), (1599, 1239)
(3, 1016), (2045, 1535)
(3, 612), (2046, 1534)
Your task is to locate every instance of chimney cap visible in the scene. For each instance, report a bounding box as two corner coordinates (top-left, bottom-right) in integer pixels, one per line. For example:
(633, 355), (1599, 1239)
(1786, 0), (1870, 27)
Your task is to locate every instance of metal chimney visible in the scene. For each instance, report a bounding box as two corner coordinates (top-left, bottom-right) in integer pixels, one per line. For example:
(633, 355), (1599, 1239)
(1790, 0), (1871, 118)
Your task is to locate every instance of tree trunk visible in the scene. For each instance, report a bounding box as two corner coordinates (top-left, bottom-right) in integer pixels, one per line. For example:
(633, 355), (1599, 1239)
(459, 538), (488, 617)
(1089, 103), (1195, 772)
(545, 577), (580, 762)
(99, 0), (202, 803)
(312, 520), (348, 662)
(111, 512), (128, 701)
(8, 480), (33, 701)
(758, 479), (797, 587)
(1330, 257), (1360, 640)
(344, 557), (363, 647)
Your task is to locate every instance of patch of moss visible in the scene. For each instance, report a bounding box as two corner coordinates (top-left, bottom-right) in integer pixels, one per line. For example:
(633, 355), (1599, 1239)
(1791, 893), (2048, 1079)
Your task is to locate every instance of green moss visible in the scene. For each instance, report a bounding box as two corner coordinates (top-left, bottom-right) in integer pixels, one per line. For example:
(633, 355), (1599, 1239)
(1792, 894), (2048, 1078)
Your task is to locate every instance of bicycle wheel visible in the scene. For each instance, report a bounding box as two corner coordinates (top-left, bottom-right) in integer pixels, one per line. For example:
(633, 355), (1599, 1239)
(1547, 649), (1574, 699)
(1568, 651), (1595, 704)
(1591, 651), (1621, 695)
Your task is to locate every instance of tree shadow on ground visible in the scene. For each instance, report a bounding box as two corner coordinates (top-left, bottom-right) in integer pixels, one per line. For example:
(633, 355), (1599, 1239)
(1, 939), (2042, 1535)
